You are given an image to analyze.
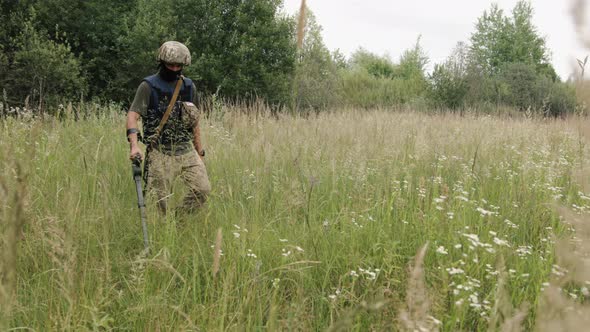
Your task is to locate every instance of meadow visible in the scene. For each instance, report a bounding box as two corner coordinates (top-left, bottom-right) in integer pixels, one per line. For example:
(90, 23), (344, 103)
(2, 107), (590, 331)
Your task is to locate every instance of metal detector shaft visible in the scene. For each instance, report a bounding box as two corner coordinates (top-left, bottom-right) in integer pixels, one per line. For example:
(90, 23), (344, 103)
(132, 156), (150, 252)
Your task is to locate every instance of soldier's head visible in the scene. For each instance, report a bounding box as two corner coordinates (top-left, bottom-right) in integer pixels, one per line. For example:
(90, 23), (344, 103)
(157, 41), (191, 81)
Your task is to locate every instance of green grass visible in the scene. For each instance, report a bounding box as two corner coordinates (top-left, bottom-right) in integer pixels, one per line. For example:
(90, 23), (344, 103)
(1, 109), (587, 330)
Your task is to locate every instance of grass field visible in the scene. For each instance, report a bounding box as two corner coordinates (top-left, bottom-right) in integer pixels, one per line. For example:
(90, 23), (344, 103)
(2, 108), (590, 331)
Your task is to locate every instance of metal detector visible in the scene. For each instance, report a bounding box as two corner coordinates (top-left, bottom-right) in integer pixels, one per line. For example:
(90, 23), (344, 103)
(131, 154), (150, 253)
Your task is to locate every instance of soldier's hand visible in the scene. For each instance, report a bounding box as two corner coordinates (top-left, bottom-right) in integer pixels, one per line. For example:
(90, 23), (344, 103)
(130, 146), (143, 161)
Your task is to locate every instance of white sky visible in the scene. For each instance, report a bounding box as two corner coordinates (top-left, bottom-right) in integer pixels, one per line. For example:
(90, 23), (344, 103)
(280, 0), (589, 80)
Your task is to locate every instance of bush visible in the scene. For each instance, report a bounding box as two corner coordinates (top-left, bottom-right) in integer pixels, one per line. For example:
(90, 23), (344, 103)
(340, 46), (428, 109)
(3, 21), (86, 112)
(292, 10), (340, 110)
(0, 47), (7, 85)
(496, 62), (540, 110)
(397, 37), (428, 81)
(349, 49), (397, 79)
(545, 82), (576, 117)
(428, 63), (468, 109)
(339, 69), (425, 109)
(294, 55), (340, 110)
(492, 62), (575, 116)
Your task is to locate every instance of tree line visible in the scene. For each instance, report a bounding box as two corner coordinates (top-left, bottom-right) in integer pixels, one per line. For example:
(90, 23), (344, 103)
(0, 0), (579, 116)
(0, 0), (295, 111)
(296, 2), (576, 116)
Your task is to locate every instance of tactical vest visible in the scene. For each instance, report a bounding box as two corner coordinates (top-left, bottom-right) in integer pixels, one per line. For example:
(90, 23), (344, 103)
(143, 74), (194, 155)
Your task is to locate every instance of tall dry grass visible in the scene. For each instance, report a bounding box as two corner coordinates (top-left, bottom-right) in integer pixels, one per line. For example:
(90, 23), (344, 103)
(534, 207), (590, 331)
(462, 5), (590, 330)
(1, 108), (589, 330)
(571, 0), (590, 115)
(0, 164), (27, 330)
(398, 243), (439, 331)
(212, 228), (223, 278)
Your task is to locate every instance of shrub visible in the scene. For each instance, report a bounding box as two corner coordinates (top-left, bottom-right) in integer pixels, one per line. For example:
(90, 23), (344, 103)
(292, 9), (340, 110)
(545, 82), (576, 117)
(397, 36), (428, 81)
(428, 63), (468, 109)
(349, 49), (397, 79)
(339, 69), (425, 109)
(3, 21), (86, 112)
(492, 62), (575, 116)
(496, 62), (540, 110)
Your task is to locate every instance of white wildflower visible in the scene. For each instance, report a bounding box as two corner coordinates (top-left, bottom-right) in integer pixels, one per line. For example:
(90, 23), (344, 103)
(456, 195), (470, 202)
(476, 207), (494, 216)
(493, 237), (510, 247)
(447, 267), (465, 275)
(246, 249), (257, 258)
(434, 197), (446, 204)
(516, 245), (532, 257)
(272, 278), (280, 288)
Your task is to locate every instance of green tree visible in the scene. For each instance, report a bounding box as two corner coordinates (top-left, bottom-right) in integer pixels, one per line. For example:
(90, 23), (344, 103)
(510, 1), (556, 80)
(116, 0), (177, 100)
(1, 0), (298, 107)
(397, 37), (429, 100)
(5, 20), (86, 111)
(0, 47), (6, 79)
(349, 49), (396, 79)
(343, 43), (430, 108)
(470, 4), (511, 75)
(33, 0), (136, 101)
(429, 43), (469, 109)
(331, 49), (347, 69)
(293, 9), (340, 110)
(0, 3), (87, 110)
(460, 1), (572, 115)
(495, 62), (575, 115)
(496, 62), (541, 110)
(0, 0), (31, 56)
(0, 0), (33, 105)
(398, 36), (429, 80)
(545, 82), (576, 117)
(176, 0), (296, 105)
(469, 1), (555, 79)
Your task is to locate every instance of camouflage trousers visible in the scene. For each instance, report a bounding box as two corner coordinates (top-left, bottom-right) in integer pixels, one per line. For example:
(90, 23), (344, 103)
(146, 148), (211, 213)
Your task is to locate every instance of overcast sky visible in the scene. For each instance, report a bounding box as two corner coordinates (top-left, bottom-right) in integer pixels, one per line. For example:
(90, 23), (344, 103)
(280, 0), (589, 80)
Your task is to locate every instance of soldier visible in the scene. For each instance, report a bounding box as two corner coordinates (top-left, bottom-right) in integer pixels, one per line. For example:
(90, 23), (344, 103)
(126, 41), (211, 213)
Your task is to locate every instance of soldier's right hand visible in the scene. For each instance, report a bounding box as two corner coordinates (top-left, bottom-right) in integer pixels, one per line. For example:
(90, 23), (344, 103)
(130, 146), (143, 161)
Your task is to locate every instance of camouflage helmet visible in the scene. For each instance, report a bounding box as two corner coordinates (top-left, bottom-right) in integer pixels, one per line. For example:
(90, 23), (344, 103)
(157, 41), (191, 66)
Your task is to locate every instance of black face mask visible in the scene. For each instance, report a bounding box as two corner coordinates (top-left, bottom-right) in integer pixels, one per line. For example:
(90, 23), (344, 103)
(159, 64), (182, 82)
